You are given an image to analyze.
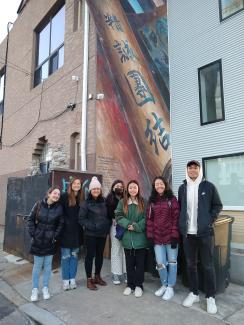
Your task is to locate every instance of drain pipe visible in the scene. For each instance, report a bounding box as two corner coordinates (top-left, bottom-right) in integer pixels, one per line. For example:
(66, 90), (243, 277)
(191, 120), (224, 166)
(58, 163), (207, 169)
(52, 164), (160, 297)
(81, 1), (89, 171)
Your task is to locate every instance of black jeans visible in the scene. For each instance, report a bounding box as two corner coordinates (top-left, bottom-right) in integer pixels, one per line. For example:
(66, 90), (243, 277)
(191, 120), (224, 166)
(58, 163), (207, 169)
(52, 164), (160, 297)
(84, 235), (106, 278)
(124, 248), (146, 290)
(183, 234), (216, 298)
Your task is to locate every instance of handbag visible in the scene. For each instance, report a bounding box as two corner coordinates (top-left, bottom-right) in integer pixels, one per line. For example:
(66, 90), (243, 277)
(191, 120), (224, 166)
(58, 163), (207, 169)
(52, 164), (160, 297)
(115, 224), (125, 240)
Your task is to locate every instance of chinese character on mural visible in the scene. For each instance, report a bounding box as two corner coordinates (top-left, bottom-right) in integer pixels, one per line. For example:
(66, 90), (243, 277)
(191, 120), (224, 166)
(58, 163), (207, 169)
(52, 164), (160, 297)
(104, 13), (124, 32)
(113, 40), (137, 63)
(126, 70), (155, 107)
(145, 112), (170, 155)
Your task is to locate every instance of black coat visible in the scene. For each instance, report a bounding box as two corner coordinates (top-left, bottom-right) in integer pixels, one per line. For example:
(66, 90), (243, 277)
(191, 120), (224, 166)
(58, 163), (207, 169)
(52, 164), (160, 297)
(106, 193), (120, 221)
(60, 192), (83, 248)
(27, 199), (64, 256)
(178, 179), (223, 237)
(79, 196), (110, 238)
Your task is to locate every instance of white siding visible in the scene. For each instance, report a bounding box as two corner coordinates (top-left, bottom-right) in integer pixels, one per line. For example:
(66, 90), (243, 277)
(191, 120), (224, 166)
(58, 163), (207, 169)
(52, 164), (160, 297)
(168, 0), (244, 195)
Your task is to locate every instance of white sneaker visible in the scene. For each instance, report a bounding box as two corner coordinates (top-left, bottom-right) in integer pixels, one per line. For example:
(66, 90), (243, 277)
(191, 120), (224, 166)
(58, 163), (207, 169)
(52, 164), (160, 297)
(207, 297), (217, 314)
(70, 279), (77, 289)
(63, 280), (70, 291)
(112, 274), (121, 285)
(30, 288), (39, 302)
(155, 285), (167, 297)
(42, 287), (50, 300)
(134, 286), (143, 298)
(162, 287), (174, 301)
(123, 287), (132, 296)
(182, 292), (200, 307)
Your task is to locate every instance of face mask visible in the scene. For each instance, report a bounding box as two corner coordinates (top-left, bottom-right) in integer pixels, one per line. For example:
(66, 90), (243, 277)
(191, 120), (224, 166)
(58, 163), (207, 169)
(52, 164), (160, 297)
(114, 188), (123, 195)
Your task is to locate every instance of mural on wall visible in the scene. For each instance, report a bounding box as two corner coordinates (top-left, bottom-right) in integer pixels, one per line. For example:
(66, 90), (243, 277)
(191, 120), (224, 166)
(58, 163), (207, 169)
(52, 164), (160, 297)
(87, 0), (170, 196)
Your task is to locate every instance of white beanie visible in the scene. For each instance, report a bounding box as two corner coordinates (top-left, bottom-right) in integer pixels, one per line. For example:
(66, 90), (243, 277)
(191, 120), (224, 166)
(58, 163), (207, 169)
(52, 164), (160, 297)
(89, 176), (102, 191)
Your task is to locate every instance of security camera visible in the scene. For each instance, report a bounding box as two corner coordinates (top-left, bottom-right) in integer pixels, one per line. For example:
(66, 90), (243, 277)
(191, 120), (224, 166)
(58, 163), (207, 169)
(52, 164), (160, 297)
(96, 93), (104, 100)
(72, 76), (80, 81)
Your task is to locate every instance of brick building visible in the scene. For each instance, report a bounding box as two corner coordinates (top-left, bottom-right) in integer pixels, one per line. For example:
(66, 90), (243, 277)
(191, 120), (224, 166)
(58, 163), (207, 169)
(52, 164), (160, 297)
(0, 0), (97, 224)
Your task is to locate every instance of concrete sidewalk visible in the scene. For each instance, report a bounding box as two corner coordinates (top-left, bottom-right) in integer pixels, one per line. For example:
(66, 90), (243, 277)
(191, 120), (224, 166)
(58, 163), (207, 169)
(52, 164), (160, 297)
(0, 228), (244, 324)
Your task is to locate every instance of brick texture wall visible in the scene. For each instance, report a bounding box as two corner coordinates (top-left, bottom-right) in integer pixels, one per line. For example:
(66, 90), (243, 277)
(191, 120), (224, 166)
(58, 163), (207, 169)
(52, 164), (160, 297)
(0, 0), (97, 224)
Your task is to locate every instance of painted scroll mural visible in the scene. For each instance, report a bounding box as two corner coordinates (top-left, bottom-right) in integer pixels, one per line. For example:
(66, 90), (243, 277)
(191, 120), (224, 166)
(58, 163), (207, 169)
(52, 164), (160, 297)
(87, 0), (170, 196)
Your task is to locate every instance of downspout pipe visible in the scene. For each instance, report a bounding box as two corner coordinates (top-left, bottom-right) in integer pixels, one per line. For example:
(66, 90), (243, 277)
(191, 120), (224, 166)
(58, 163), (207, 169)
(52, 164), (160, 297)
(0, 22), (13, 149)
(81, 1), (89, 171)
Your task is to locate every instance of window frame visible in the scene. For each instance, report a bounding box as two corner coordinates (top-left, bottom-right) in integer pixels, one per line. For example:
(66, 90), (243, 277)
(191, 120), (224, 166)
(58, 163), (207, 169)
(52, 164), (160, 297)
(74, 138), (81, 170)
(219, 0), (244, 21)
(34, 2), (65, 87)
(198, 59), (225, 126)
(202, 152), (244, 211)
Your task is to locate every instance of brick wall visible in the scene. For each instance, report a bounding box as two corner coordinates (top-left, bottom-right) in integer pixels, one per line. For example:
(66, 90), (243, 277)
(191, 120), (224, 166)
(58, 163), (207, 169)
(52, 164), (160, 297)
(0, 0), (98, 224)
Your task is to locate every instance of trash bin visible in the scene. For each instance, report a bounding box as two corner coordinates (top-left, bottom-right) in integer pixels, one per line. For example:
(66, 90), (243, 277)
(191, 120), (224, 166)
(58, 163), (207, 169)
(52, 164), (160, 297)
(179, 215), (234, 294)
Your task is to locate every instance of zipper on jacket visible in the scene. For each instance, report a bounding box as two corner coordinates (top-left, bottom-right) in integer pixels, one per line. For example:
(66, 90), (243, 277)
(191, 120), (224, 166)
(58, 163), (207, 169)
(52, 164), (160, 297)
(183, 185), (188, 238)
(47, 205), (50, 224)
(130, 230), (134, 248)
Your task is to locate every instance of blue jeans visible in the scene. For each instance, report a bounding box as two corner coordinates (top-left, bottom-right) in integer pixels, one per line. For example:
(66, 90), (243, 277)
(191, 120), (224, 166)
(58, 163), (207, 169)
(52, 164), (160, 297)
(154, 244), (178, 287)
(32, 255), (53, 288)
(61, 247), (79, 280)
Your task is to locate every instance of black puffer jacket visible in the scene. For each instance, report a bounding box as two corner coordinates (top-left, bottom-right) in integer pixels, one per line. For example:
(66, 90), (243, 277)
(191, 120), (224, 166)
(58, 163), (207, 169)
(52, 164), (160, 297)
(106, 193), (120, 221)
(79, 195), (110, 238)
(27, 199), (64, 256)
(60, 192), (83, 248)
(178, 179), (223, 237)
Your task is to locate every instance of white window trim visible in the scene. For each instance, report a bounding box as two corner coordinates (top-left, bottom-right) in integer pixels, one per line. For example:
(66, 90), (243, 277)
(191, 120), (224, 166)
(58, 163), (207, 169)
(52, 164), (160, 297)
(223, 206), (244, 211)
(74, 139), (80, 170)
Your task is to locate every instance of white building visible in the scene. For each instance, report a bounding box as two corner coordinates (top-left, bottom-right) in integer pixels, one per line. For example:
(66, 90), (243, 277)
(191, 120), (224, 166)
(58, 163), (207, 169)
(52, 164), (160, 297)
(168, 0), (244, 283)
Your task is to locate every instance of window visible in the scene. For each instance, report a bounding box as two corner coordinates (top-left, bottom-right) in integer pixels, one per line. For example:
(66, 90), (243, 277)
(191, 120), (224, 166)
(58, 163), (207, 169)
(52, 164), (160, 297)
(219, 0), (244, 21)
(70, 132), (80, 169)
(198, 60), (225, 125)
(73, 0), (82, 31)
(74, 139), (81, 170)
(0, 71), (5, 114)
(39, 142), (51, 173)
(203, 153), (244, 210)
(34, 4), (65, 87)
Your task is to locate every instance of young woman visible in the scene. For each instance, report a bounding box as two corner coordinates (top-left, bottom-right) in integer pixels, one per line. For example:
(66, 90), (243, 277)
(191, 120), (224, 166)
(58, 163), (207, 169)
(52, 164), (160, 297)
(115, 180), (148, 298)
(147, 176), (180, 301)
(79, 176), (110, 290)
(27, 187), (64, 302)
(106, 180), (126, 285)
(60, 178), (84, 291)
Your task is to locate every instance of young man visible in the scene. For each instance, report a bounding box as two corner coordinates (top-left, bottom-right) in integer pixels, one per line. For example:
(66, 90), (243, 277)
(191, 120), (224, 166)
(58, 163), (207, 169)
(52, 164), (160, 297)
(178, 160), (223, 314)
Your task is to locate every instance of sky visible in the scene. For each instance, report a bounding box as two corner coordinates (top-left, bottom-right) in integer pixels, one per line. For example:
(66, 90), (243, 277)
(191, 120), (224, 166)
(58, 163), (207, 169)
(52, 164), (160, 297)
(0, 0), (20, 43)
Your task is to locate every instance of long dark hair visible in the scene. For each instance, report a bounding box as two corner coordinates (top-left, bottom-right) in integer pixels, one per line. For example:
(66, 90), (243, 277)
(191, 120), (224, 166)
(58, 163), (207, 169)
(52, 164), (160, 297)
(107, 179), (124, 202)
(67, 178), (83, 206)
(123, 180), (144, 214)
(149, 176), (173, 203)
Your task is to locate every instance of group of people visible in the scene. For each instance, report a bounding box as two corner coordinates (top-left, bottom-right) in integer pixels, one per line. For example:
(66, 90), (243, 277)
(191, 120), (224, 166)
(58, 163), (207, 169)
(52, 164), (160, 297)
(27, 159), (223, 315)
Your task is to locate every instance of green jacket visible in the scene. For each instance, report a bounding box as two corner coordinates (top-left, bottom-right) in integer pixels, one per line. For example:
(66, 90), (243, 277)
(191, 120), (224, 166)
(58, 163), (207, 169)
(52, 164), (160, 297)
(115, 199), (148, 249)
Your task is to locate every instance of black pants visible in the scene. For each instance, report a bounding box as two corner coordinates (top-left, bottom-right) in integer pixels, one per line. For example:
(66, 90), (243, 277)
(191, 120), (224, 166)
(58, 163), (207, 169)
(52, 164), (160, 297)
(183, 234), (216, 298)
(84, 235), (106, 278)
(124, 248), (146, 290)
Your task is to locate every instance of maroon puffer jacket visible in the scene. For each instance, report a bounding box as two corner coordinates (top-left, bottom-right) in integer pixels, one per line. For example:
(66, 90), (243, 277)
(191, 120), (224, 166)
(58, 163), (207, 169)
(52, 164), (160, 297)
(146, 196), (180, 245)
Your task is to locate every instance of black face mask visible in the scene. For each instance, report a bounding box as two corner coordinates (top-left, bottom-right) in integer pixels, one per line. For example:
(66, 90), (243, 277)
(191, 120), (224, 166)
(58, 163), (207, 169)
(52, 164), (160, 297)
(114, 188), (123, 195)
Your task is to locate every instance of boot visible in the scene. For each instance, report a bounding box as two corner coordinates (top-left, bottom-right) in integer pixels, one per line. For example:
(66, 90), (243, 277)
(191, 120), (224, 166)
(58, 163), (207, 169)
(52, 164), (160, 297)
(87, 278), (98, 290)
(94, 274), (107, 286)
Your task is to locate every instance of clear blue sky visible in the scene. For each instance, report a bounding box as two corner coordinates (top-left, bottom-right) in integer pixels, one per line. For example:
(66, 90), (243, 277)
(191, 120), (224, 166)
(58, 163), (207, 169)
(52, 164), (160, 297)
(0, 0), (20, 42)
